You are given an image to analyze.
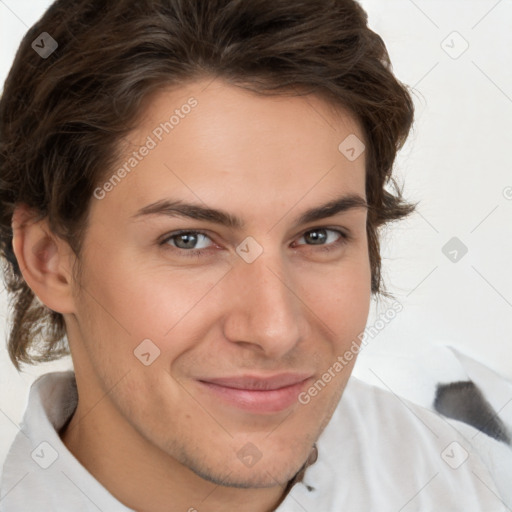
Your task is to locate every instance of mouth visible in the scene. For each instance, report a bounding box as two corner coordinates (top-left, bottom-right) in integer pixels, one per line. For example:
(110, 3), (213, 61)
(196, 374), (313, 414)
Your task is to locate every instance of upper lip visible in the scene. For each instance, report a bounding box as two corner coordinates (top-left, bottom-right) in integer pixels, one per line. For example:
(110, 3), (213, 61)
(199, 374), (313, 391)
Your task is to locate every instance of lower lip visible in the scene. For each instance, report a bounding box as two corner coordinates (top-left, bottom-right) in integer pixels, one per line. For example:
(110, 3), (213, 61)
(198, 379), (310, 414)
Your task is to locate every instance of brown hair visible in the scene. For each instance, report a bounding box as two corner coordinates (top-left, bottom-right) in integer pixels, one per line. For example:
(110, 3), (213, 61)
(0, 0), (417, 370)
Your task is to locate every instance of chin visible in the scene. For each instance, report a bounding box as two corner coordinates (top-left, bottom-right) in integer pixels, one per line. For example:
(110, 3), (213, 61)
(190, 460), (304, 489)
(173, 440), (313, 490)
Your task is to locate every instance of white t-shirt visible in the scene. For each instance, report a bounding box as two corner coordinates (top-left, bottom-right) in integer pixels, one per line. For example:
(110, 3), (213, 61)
(0, 371), (509, 511)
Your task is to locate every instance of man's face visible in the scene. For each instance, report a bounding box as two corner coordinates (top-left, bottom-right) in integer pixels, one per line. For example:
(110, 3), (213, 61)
(66, 78), (371, 488)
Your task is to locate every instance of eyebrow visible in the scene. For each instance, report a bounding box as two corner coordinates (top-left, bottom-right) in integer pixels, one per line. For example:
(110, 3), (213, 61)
(131, 193), (368, 229)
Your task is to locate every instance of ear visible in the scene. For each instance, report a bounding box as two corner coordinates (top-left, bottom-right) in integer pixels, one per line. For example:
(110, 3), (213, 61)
(11, 203), (77, 314)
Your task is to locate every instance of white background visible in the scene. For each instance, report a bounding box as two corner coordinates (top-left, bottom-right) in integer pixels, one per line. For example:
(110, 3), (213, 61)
(0, 0), (511, 468)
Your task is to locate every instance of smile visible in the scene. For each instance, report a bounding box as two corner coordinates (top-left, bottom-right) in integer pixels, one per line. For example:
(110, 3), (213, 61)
(197, 374), (313, 414)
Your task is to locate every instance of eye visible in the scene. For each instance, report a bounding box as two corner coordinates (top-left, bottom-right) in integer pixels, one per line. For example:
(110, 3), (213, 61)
(159, 227), (350, 259)
(294, 228), (348, 250)
(160, 230), (214, 255)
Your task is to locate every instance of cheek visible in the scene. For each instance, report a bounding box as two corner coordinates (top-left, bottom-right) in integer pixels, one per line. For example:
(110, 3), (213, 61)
(296, 258), (372, 340)
(81, 245), (218, 337)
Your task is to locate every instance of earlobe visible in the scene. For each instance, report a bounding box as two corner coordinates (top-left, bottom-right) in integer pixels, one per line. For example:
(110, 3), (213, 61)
(11, 203), (76, 314)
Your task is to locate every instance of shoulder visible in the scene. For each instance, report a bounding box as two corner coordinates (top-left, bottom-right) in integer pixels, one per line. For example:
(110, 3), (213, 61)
(0, 371), (133, 512)
(296, 377), (509, 512)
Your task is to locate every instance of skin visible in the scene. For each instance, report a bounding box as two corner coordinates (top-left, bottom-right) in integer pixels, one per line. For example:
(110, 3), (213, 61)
(12, 78), (371, 512)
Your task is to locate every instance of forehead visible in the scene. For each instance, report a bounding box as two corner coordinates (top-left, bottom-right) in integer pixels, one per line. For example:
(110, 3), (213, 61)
(92, 78), (367, 222)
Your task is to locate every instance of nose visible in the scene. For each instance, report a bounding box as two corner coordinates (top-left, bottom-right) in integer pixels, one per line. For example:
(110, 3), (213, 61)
(222, 250), (306, 358)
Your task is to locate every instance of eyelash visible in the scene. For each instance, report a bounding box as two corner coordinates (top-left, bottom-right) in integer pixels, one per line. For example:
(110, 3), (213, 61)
(159, 227), (351, 259)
